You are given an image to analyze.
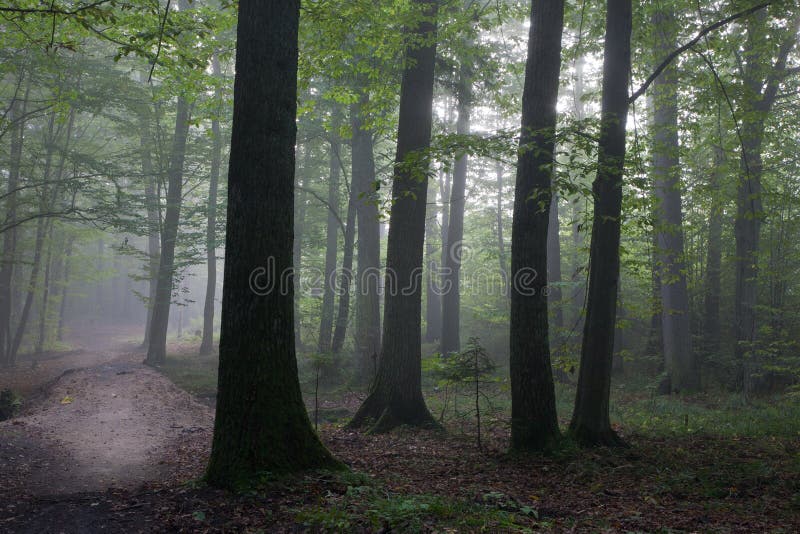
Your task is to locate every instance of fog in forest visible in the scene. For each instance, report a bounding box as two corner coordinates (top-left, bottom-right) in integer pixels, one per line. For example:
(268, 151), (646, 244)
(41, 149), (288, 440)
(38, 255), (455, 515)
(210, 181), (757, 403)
(1, 1), (800, 531)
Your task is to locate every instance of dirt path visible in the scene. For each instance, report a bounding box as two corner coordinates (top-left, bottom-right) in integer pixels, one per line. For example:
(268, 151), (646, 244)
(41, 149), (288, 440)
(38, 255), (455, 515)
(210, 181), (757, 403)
(0, 328), (214, 499)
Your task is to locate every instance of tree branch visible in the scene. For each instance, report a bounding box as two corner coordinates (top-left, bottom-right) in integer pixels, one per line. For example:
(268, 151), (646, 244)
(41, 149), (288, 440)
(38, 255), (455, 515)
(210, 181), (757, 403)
(629, 2), (772, 104)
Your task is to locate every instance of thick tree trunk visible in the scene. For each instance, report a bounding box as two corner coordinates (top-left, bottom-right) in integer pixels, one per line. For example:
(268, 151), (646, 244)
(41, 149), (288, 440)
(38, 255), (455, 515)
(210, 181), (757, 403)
(509, 0), (564, 451)
(145, 94), (190, 366)
(318, 118), (341, 354)
(651, 7), (697, 392)
(206, 0), (337, 489)
(351, 97), (381, 386)
(349, 0), (439, 431)
(569, 0), (631, 448)
(200, 53), (223, 356)
(440, 67), (471, 357)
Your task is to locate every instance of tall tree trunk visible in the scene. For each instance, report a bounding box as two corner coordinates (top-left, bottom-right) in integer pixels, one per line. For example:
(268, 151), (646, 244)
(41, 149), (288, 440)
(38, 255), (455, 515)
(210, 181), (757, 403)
(11, 218), (47, 361)
(547, 194), (563, 338)
(331, 180), (356, 355)
(495, 162), (508, 295)
(351, 96), (381, 386)
(145, 94), (190, 366)
(294, 148), (309, 350)
(349, 0), (439, 431)
(57, 237), (74, 341)
(704, 145), (724, 354)
(424, 174), (441, 341)
(441, 65), (471, 357)
(36, 225), (55, 354)
(141, 106), (160, 348)
(651, 6), (697, 392)
(318, 115), (341, 354)
(733, 11), (798, 392)
(200, 53), (224, 355)
(206, 0), (337, 488)
(0, 85), (27, 366)
(569, 0), (631, 447)
(509, 0), (564, 451)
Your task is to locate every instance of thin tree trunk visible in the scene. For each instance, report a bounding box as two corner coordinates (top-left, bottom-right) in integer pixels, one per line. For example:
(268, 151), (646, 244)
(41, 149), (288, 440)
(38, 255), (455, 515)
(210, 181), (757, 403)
(509, 0), (564, 451)
(441, 65), (471, 357)
(57, 237), (74, 341)
(145, 93), (191, 366)
(318, 115), (341, 354)
(11, 218), (47, 362)
(424, 175), (441, 341)
(200, 53), (224, 355)
(331, 178), (356, 355)
(547, 194), (563, 338)
(495, 162), (508, 295)
(294, 148), (309, 350)
(569, 0), (631, 447)
(206, 0), (338, 488)
(141, 107), (160, 348)
(351, 96), (381, 386)
(349, 0), (439, 431)
(704, 146), (724, 353)
(36, 224), (54, 354)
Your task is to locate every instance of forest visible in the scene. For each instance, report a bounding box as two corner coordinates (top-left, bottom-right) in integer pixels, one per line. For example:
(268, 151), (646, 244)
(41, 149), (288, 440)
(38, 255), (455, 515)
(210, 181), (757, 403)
(1, 0), (800, 531)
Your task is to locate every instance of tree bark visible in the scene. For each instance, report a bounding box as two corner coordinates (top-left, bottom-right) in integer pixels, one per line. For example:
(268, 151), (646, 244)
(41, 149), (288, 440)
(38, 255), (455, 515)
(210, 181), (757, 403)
(206, 0), (338, 489)
(140, 106), (160, 348)
(704, 145), (724, 353)
(200, 53), (224, 355)
(569, 0), (631, 447)
(509, 0), (564, 451)
(651, 6), (697, 392)
(331, 178), (356, 355)
(351, 96), (381, 386)
(349, 0), (439, 431)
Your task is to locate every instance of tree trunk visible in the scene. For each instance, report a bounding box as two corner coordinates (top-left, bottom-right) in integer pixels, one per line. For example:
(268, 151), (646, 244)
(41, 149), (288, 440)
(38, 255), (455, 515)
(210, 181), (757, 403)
(36, 225), (55, 354)
(294, 148), (309, 350)
(57, 237), (74, 341)
(547, 194), (563, 338)
(206, 0), (338, 489)
(349, 0), (439, 431)
(11, 218), (47, 362)
(331, 179), (356, 355)
(424, 175), (441, 342)
(141, 106), (160, 348)
(509, 0), (564, 451)
(704, 145), (724, 353)
(199, 53), (224, 356)
(651, 6), (697, 392)
(569, 0), (631, 448)
(0, 86), (27, 366)
(145, 94), (190, 366)
(318, 116), (341, 354)
(440, 66), (471, 357)
(351, 96), (381, 386)
(495, 162), (508, 295)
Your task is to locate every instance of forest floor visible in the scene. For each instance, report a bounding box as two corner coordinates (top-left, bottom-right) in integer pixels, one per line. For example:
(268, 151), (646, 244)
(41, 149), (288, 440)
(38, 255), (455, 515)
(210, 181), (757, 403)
(1, 330), (799, 532)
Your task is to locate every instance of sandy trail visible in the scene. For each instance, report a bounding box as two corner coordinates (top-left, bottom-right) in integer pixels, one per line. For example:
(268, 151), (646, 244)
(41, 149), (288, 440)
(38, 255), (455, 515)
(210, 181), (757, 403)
(0, 327), (214, 498)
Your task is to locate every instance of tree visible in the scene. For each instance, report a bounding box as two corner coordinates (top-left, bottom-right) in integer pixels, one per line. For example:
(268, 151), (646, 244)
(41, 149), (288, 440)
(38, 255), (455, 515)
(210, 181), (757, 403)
(508, 0), (564, 451)
(650, 5), (697, 392)
(349, 0), (439, 432)
(199, 52), (224, 356)
(145, 0), (193, 366)
(206, 0), (338, 488)
(569, 0), (631, 447)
